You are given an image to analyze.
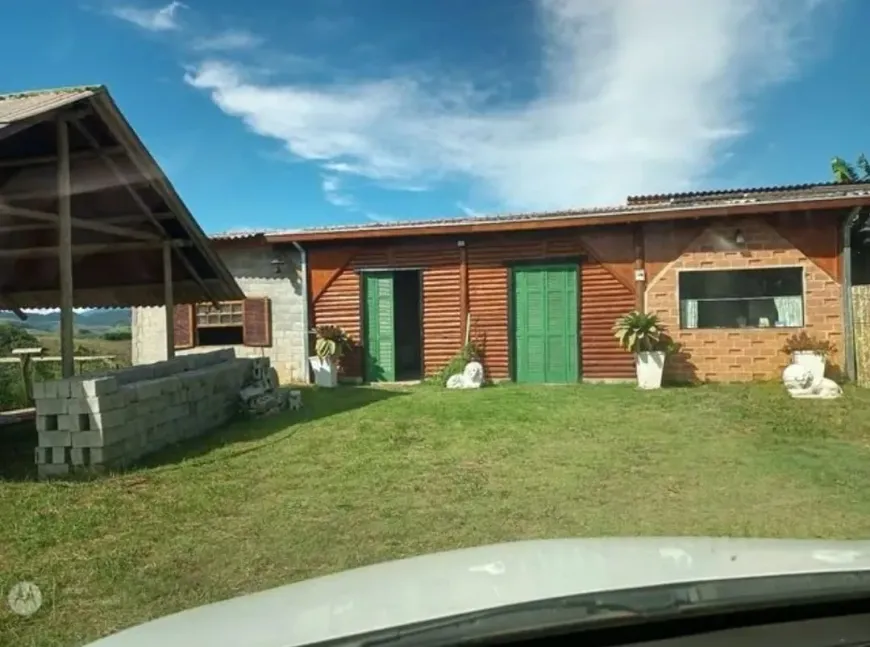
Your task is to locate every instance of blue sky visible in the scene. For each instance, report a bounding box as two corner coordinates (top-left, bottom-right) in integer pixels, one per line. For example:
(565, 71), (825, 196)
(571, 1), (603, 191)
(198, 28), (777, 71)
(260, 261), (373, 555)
(1, 0), (867, 234)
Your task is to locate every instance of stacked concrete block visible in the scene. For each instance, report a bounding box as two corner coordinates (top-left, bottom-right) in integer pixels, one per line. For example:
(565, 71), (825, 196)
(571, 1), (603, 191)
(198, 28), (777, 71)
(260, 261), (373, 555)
(33, 349), (260, 479)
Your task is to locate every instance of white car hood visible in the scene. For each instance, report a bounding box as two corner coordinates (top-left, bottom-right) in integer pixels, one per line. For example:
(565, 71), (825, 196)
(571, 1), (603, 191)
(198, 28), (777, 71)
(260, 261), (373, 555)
(85, 537), (870, 647)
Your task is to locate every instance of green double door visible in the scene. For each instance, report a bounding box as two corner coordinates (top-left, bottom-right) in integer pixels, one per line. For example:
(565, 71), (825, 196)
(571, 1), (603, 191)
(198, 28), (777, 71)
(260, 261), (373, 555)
(363, 272), (396, 382)
(511, 264), (579, 384)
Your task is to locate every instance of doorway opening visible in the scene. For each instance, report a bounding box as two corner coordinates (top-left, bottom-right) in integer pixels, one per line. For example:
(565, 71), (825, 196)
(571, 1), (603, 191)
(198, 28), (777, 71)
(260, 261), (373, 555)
(394, 270), (423, 381)
(362, 269), (423, 382)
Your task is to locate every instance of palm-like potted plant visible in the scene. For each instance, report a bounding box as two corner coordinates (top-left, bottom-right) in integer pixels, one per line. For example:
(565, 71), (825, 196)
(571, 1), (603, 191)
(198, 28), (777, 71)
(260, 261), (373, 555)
(309, 325), (350, 388)
(782, 331), (835, 386)
(613, 311), (671, 389)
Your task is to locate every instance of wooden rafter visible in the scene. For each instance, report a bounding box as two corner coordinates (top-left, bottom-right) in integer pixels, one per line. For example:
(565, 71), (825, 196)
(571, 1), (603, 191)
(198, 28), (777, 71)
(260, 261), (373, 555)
(0, 146), (124, 169)
(0, 239), (191, 259)
(69, 117), (221, 306)
(0, 201), (160, 241)
(0, 212), (173, 234)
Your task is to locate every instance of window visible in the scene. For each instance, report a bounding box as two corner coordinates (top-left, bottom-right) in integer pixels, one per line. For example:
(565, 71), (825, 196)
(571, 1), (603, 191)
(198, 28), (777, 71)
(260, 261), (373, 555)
(173, 298), (272, 349)
(195, 302), (244, 345)
(678, 267), (804, 329)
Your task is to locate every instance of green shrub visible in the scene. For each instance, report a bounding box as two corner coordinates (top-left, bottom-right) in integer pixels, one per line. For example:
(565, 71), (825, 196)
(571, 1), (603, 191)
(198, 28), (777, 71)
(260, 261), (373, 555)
(431, 341), (484, 386)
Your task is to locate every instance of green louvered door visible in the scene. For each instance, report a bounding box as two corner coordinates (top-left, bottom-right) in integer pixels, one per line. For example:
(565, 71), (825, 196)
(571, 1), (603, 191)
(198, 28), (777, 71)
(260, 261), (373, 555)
(363, 272), (396, 382)
(512, 264), (579, 384)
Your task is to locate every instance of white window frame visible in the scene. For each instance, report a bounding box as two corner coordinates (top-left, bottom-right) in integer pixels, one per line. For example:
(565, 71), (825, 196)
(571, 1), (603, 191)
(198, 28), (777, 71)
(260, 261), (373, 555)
(675, 264), (807, 330)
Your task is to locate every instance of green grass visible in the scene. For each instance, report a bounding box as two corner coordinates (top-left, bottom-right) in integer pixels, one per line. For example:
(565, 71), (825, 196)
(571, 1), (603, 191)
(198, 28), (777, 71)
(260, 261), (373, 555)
(3, 383), (870, 646)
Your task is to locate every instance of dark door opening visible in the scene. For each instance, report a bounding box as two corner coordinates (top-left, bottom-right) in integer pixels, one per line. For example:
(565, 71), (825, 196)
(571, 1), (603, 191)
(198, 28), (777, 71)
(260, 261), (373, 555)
(363, 270), (423, 382)
(394, 270), (423, 381)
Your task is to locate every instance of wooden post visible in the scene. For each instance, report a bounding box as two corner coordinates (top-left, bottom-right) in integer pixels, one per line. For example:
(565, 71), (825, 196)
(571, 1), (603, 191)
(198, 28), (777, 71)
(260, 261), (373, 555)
(163, 240), (175, 359)
(57, 118), (75, 379)
(458, 239), (468, 343)
(633, 224), (646, 312)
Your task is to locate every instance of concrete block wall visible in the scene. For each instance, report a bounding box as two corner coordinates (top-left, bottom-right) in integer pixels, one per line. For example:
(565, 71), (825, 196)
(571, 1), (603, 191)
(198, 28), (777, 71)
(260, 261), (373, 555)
(33, 349), (254, 479)
(131, 245), (307, 384)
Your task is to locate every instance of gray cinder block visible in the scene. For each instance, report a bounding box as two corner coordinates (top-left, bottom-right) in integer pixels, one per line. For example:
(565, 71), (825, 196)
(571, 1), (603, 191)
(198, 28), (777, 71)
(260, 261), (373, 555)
(72, 377), (119, 399)
(37, 398), (68, 416)
(36, 414), (59, 433)
(71, 431), (104, 448)
(38, 431), (71, 447)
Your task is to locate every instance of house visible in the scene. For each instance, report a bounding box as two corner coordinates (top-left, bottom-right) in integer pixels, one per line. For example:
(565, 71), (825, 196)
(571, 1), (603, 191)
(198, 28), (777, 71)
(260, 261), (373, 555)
(131, 235), (308, 383)
(130, 183), (870, 384)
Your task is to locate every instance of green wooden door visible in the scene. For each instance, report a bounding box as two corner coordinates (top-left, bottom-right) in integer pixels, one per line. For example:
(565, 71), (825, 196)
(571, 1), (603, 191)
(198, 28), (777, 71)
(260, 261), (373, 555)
(512, 265), (579, 383)
(363, 272), (396, 382)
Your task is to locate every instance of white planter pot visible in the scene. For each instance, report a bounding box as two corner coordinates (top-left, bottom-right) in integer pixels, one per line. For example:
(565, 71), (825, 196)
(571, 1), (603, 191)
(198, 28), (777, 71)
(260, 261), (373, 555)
(792, 351), (825, 386)
(309, 356), (338, 388)
(635, 351), (666, 390)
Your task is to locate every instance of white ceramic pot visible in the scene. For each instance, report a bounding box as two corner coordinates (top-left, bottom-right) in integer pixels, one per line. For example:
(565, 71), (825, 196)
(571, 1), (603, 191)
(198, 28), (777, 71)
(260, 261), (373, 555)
(635, 351), (666, 390)
(309, 356), (338, 388)
(792, 351), (825, 387)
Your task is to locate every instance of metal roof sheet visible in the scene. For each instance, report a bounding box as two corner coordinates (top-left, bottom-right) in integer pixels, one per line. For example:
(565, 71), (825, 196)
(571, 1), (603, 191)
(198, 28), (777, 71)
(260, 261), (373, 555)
(0, 86), (100, 125)
(626, 181), (870, 205)
(211, 183), (870, 242)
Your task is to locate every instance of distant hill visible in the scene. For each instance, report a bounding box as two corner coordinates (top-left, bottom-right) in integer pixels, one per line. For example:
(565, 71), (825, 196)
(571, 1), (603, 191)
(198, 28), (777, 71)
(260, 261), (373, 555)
(0, 308), (131, 333)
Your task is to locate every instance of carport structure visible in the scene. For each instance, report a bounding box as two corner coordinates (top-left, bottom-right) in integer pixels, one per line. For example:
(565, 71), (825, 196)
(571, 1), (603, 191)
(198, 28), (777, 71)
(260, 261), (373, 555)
(0, 85), (242, 377)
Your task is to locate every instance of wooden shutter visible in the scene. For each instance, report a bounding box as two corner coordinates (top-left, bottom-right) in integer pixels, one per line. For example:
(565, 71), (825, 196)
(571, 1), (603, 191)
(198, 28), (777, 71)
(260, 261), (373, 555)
(173, 304), (195, 349)
(363, 272), (395, 382)
(243, 297), (272, 347)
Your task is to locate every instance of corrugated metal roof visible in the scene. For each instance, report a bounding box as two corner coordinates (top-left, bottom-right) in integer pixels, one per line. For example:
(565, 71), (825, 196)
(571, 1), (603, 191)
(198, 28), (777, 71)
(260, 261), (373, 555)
(211, 182), (870, 242)
(0, 86), (101, 125)
(626, 181), (870, 205)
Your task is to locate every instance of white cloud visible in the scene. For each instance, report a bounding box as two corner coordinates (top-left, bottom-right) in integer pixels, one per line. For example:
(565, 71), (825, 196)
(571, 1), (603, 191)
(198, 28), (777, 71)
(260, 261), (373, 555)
(321, 174), (355, 208)
(111, 1), (186, 31)
(184, 0), (831, 212)
(192, 29), (263, 52)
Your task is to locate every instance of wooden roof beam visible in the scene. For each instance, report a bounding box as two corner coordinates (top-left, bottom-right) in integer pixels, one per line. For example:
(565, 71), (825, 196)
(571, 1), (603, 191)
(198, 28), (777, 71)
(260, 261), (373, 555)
(69, 116), (221, 307)
(0, 239), (192, 259)
(0, 146), (125, 169)
(0, 212), (172, 234)
(0, 202), (161, 241)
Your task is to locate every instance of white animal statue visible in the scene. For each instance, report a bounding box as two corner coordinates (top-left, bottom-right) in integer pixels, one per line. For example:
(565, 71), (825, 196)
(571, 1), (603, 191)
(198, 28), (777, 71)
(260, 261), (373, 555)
(446, 361), (485, 389)
(782, 363), (843, 399)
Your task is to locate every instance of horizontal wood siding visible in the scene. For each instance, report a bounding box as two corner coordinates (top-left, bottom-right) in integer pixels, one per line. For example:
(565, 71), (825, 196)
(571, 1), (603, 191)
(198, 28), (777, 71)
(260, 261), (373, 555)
(312, 266), (362, 378)
(312, 230), (636, 382)
(466, 231), (634, 380)
(580, 262), (635, 379)
(313, 240), (460, 380)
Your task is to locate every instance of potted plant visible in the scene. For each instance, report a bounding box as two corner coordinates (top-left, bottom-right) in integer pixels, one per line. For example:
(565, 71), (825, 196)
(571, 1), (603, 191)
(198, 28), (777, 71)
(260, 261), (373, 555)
(782, 332), (835, 385)
(613, 311), (672, 390)
(309, 325), (349, 388)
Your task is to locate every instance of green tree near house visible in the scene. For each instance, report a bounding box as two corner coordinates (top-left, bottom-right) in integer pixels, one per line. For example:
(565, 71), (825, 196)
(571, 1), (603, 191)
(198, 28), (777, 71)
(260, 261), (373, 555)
(832, 154), (870, 286)
(831, 154), (870, 183)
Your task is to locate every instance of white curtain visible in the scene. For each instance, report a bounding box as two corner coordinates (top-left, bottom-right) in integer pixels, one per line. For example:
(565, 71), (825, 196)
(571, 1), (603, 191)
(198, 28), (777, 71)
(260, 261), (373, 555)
(774, 296), (803, 327)
(680, 299), (699, 329)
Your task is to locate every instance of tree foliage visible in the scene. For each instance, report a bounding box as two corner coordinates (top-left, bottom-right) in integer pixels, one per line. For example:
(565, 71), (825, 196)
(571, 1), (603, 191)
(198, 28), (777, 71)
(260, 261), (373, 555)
(831, 154), (870, 183)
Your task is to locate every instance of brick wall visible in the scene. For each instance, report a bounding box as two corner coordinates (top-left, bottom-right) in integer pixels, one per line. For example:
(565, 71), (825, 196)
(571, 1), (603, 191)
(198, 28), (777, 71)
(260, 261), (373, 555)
(131, 245), (308, 384)
(645, 217), (843, 382)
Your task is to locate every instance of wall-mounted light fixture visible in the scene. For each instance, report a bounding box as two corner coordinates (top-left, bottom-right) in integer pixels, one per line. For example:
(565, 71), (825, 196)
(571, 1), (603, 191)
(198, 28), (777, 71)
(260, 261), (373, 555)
(270, 257), (285, 275)
(734, 229), (746, 246)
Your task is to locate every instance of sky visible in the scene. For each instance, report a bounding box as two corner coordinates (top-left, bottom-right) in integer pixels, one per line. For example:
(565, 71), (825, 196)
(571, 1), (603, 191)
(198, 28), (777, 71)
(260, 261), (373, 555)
(1, 0), (867, 234)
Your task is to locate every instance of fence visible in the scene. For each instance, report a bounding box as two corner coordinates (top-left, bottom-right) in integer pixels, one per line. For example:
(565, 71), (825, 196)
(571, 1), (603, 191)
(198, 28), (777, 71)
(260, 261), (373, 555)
(852, 285), (870, 387)
(0, 348), (118, 411)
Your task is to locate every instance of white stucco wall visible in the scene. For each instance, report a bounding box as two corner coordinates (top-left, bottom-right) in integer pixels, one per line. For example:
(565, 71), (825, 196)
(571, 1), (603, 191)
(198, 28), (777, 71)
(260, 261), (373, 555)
(131, 245), (308, 384)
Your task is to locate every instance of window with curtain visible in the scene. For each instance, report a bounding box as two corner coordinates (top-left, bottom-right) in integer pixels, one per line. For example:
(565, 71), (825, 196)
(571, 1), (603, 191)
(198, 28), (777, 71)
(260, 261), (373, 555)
(678, 267), (804, 330)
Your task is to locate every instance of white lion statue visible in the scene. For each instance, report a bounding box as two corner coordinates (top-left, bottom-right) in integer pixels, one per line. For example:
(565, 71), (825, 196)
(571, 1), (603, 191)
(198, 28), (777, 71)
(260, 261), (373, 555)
(446, 361), (485, 389)
(782, 363), (842, 399)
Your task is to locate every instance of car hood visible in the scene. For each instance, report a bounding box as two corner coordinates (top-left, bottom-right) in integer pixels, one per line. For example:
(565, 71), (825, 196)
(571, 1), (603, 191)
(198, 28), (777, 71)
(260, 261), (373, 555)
(85, 537), (870, 647)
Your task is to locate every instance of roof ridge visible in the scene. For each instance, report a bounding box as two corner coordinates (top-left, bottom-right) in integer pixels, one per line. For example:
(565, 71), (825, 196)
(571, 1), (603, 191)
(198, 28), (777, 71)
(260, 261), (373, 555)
(0, 85), (104, 101)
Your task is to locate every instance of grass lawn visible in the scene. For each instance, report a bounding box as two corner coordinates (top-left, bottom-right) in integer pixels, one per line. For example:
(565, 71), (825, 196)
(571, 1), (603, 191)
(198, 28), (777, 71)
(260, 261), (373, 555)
(3, 382), (870, 646)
